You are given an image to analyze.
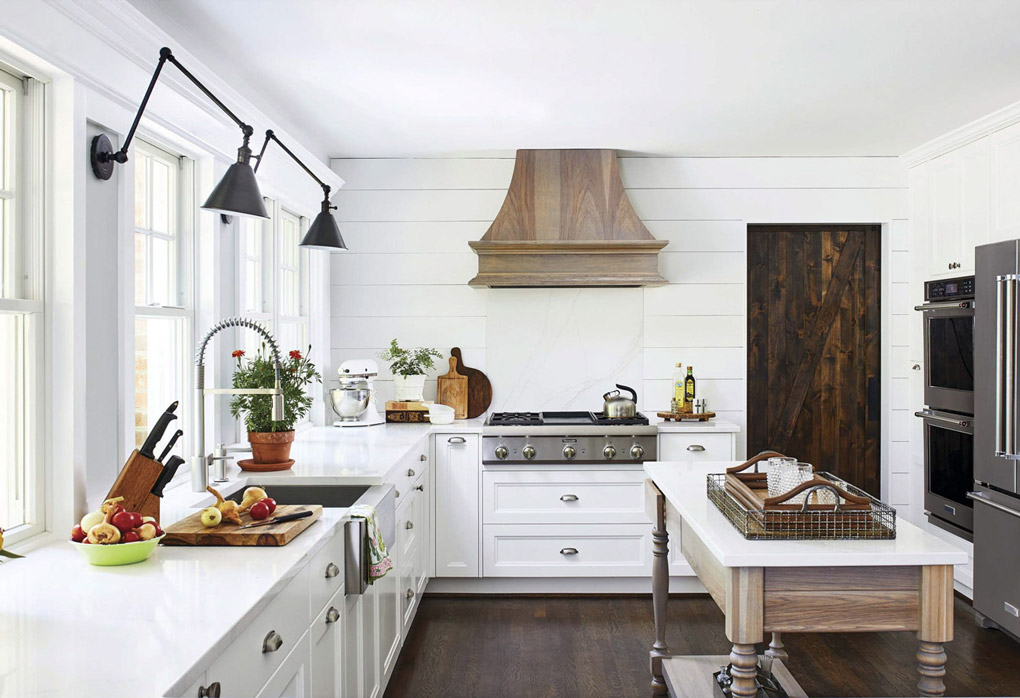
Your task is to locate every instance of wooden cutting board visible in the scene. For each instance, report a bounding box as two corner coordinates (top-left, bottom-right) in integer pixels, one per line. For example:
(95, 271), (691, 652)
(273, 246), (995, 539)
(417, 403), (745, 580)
(162, 504), (323, 546)
(451, 347), (492, 419)
(436, 356), (468, 419)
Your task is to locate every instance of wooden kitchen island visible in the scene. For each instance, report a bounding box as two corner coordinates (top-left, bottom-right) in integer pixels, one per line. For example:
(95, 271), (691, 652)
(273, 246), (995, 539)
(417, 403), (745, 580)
(644, 461), (969, 698)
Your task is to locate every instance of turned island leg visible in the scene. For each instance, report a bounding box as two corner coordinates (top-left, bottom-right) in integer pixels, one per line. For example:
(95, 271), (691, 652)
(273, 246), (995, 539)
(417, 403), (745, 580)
(765, 632), (788, 661)
(918, 565), (954, 698)
(647, 481), (670, 696)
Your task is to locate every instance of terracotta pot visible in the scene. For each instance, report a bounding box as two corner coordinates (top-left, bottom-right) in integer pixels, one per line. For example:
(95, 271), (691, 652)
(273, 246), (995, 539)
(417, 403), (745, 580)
(248, 430), (295, 465)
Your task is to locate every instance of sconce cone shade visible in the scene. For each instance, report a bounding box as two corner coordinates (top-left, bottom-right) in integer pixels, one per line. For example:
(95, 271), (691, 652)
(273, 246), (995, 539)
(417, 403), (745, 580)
(202, 146), (269, 219)
(300, 202), (347, 251)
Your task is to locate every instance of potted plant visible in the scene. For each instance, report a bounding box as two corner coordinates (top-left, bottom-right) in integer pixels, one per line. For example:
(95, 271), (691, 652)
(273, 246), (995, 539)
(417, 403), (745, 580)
(230, 345), (321, 466)
(378, 339), (442, 402)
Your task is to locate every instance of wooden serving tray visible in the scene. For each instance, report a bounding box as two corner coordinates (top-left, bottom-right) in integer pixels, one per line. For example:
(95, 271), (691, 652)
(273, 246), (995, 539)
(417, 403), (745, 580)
(725, 451), (871, 512)
(162, 504), (323, 546)
(657, 410), (716, 422)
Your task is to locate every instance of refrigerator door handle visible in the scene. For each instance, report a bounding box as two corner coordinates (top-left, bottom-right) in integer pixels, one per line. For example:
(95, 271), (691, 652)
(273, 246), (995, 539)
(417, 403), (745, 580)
(967, 490), (1020, 520)
(996, 275), (1019, 458)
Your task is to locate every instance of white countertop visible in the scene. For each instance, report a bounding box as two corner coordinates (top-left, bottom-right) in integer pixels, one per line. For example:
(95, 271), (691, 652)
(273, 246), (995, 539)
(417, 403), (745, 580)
(0, 509), (348, 698)
(644, 460), (969, 568)
(650, 416), (741, 433)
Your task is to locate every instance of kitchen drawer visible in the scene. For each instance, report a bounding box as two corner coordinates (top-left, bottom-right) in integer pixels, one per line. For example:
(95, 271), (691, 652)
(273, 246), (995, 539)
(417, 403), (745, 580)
(395, 489), (419, 557)
(205, 563), (311, 698)
(974, 489), (1020, 638)
(311, 585), (344, 646)
(309, 528), (345, 617)
(392, 445), (428, 499)
(482, 470), (647, 524)
(658, 433), (734, 461)
(483, 524), (652, 577)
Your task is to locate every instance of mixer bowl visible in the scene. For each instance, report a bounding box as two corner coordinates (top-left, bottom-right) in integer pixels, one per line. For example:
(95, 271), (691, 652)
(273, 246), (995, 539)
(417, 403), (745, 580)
(330, 387), (371, 421)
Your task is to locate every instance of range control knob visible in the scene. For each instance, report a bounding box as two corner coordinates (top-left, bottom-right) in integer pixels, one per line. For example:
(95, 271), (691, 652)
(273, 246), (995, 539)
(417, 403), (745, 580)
(630, 445), (645, 460)
(494, 445), (509, 460)
(562, 445), (576, 460)
(522, 445), (537, 460)
(603, 445), (617, 460)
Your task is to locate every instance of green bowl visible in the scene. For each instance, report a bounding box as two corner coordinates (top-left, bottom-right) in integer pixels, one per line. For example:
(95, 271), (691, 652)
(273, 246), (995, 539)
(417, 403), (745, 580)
(70, 534), (165, 566)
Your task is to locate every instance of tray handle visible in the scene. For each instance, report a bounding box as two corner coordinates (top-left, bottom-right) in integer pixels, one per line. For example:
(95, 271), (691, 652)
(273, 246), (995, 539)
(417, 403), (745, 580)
(763, 477), (871, 509)
(726, 450), (787, 474)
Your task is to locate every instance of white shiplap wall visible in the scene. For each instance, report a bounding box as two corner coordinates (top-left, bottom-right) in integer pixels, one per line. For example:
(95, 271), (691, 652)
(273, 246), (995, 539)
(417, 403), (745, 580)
(329, 156), (909, 487)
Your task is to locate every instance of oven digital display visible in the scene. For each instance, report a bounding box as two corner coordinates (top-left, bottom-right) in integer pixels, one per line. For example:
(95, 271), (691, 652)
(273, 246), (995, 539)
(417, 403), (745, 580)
(944, 282), (958, 295)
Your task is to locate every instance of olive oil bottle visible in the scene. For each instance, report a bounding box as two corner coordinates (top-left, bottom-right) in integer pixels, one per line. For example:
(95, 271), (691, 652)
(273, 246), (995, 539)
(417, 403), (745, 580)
(672, 363), (685, 411)
(683, 366), (696, 411)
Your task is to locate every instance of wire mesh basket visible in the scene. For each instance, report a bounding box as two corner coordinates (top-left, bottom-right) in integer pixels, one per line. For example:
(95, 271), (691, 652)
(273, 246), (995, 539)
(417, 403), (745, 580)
(707, 471), (896, 540)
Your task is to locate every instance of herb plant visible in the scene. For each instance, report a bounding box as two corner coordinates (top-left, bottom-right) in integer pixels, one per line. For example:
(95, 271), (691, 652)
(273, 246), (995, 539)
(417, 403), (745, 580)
(230, 345), (321, 432)
(378, 339), (443, 377)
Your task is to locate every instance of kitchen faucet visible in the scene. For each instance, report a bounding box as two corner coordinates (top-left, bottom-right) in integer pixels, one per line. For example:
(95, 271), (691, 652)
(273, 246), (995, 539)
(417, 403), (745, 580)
(192, 317), (285, 492)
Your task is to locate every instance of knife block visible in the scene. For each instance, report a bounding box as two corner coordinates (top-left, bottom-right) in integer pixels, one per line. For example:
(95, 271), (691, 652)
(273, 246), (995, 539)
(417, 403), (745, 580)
(104, 449), (163, 523)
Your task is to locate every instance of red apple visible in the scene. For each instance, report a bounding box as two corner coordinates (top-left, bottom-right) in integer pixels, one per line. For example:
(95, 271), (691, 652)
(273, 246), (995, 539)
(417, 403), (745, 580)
(121, 530), (141, 544)
(112, 510), (142, 532)
(71, 525), (87, 542)
(249, 500), (271, 520)
(261, 498), (277, 515)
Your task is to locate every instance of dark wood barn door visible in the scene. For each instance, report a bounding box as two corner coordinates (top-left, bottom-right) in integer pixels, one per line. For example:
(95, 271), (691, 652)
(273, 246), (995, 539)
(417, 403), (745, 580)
(747, 224), (881, 495)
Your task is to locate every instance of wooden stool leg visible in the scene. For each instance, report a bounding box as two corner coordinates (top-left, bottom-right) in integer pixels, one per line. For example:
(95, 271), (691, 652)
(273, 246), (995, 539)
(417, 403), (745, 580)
(765, 632), (788, 661)
(650, 516), (670, 694)
(728, 643), (759, 698)
(917, 641), (947, 697)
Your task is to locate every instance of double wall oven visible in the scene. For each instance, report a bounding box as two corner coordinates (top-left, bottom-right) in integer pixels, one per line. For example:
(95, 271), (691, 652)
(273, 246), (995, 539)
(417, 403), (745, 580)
(915, 275), (975, 539)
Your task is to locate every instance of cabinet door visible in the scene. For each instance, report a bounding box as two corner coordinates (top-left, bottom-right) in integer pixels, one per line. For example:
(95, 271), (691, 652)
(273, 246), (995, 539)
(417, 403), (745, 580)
(362, 582), (380, 698)
(658, 433), (734, 461)
(378, 558), (400, 685)
(310, 593), (342, 698)
(256, 632), (311, 698)
(434, 433), (480, 577)
(930, 149), (963, 275)
(990, 121), (1020, 242)
(342, 594), (362, 698)
(960, 137), (991, 267)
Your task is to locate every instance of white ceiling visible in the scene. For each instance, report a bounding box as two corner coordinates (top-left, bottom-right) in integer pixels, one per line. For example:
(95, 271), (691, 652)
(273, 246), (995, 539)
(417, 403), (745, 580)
(128, 0), (1020, 160)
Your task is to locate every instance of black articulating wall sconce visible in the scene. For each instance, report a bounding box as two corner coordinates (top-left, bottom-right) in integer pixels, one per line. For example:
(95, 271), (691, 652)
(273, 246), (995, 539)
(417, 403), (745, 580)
(90, 47), (269, 219)
(253, 130), (347, 250)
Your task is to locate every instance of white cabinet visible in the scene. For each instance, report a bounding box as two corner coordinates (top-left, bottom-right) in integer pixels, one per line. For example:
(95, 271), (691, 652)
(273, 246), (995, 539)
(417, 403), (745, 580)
(657, 432), (736, 461)
(924, 138), (990, 277)
(310, 590), (342, 698)
(434, 433), (481, 577)
(990, 120), (1020, 242)
(256, 632), (311, 698)
(361, 583), (380, 698)
(483, 523), (653, 577)
(342, 592), (362, 698)
(482, 470), (648, 524)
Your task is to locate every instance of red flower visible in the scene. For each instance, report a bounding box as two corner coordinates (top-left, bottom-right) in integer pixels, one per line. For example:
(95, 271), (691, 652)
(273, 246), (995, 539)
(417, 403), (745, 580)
(289, 350), (302, 360)
(231, 350), (245, 358)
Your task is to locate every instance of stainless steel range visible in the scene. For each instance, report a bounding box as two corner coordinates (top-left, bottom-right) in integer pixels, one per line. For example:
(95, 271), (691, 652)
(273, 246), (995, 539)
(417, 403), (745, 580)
(482, 411), (657, 465)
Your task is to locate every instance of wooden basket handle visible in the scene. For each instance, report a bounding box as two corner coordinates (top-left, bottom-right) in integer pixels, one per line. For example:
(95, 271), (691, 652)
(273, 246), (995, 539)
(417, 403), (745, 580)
(763, 476), (871, 508)
(726, 450), (787, 474)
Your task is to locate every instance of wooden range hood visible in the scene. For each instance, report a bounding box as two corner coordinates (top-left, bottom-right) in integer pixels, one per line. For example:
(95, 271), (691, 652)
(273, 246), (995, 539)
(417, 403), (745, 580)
(468, 149), (668, 287)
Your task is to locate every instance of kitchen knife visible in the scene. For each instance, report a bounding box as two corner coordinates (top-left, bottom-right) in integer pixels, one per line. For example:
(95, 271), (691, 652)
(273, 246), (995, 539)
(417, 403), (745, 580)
(139, 401), (179, 460)
(150, 455), (185, 497)
(157, 429), (184, 462)
(240, 509), (314, 529)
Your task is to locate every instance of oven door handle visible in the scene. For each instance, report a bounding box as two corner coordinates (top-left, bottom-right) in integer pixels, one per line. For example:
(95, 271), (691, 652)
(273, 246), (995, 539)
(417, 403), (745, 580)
(914, 410), (971, 428)
(914, 301), (974, 311)
(967, 491), (1020, 520)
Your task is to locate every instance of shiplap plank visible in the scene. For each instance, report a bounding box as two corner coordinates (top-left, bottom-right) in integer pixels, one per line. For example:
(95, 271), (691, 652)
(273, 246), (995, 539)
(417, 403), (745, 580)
(660, 251), (745, 284)
(627, 188), (907, 222)
(619, 157), (907, 190)
(331, 253), (477, 285)
(331, 285), (487, 317)
(331, 316), (486, 349)
(331, 158), (514, 190)
(337, 222), (485, 254)
(644, 220), (746, 251)
(644, 284), (744, 316)
(643, 378), (744, 412)
(335, 189), (505, 222)
(331, 347), (486, 381)
(644, 316), (745, 348)
(643, 348), (747, 380)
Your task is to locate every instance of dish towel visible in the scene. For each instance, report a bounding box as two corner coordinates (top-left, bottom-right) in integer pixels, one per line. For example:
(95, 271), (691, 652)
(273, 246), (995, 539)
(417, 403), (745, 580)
(349, 504), (392, 583)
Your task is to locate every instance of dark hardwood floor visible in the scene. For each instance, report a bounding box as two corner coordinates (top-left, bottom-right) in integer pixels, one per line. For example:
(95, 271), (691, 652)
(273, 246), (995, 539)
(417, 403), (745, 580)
(384, 594), (1020, 698)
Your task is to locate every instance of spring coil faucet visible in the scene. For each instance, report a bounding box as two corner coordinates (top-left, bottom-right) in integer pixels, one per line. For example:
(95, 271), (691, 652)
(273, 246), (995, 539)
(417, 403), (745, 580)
(191, 317), (285, 491)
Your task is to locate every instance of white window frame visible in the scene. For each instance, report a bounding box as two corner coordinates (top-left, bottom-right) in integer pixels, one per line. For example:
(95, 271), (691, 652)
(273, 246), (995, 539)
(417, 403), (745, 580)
(132, 139), (195, 456)
(0, 67), (45, 545)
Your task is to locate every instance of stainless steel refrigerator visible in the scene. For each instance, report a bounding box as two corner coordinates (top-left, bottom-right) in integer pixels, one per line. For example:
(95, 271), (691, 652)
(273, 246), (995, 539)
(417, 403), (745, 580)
(974, 239), (1020, 636)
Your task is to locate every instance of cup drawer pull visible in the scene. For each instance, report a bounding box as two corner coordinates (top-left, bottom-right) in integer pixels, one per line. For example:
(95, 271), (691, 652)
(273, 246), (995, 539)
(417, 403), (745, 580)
(325, 562), (340, 579)
(448, 436), (467, 444)
(326, 606), (340, 624)
(407, 468), (415, 477)
(262, 630), (283, 654)
(560, 547), (579, 555)
(687, 444), (706, 452)
(559, 494), (579, 502)
(198, 683), (221, 698)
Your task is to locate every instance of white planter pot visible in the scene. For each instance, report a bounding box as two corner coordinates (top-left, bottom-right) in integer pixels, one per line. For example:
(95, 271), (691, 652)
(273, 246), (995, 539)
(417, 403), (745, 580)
(393, 374), (427, 401)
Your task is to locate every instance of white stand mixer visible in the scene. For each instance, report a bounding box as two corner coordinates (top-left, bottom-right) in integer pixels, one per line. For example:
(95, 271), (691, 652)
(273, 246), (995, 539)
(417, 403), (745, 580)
(330, 359), (386, 427)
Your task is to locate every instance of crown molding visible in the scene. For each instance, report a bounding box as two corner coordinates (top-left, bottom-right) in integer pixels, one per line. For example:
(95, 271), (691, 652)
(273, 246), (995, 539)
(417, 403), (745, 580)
(900, 99), (1020, 168)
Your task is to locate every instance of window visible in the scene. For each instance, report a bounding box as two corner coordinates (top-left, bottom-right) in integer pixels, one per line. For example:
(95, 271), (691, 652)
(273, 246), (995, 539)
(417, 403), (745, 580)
(133, 141), (193, 458)
(0, 67), (44, 543)
(235, 204), (311, 430)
